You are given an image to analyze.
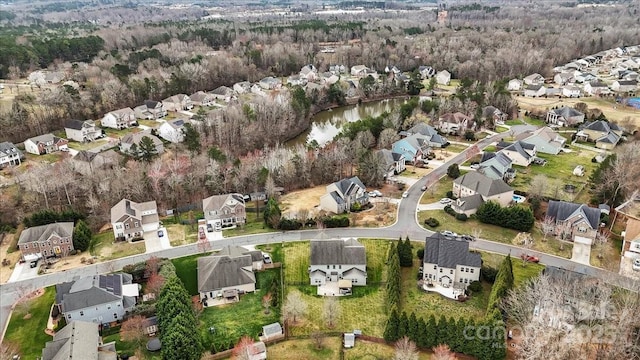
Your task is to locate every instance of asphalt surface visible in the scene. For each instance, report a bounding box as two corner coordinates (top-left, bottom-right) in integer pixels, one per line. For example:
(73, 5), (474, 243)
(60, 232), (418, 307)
(2, 125), (637, 343)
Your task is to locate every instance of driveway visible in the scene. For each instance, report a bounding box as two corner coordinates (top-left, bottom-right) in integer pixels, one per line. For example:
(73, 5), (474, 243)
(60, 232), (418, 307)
(7, 261), (40, 283)
(571, 237), (592, 265)
(417, 202), (446, 211)
(144, 228), (171, 253)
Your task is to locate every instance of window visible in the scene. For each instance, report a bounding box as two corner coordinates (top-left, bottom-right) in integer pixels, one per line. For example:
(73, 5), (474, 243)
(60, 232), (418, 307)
(464, 279), (468, 284)
(433, 265), (437, 270)
(134, 221), (139, 227)
(333, 265), (336, 269)
(439, 268), (442, 273)
(460, 279), (463, 282)
(43, 250), (48, 256)
(339, 265), (342, 269)
(67, 314), (71, 319)
(470, 269), (474, 273)
(450, 269), (453, 274)
(125, 223), (130, 229)
(578, 227), (587, 233)
(80, 311), (84, 316)
(114, 313), (118, 319)
(465, 268), (469, 273)
(23, 244), (28, 249)
(327, 265), (330, 269)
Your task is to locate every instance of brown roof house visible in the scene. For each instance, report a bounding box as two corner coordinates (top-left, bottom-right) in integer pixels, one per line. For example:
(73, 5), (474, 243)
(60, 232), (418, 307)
(202, 193), (246, 230)
(546, 200), (601, 244)
(615, 191), (640, 276)
(18, 222), (74, 261)
(110, 199), (159, 241)
(437, 112), (474, 135)
(41, 321), (117, 360)
(197, 250), (256, 307)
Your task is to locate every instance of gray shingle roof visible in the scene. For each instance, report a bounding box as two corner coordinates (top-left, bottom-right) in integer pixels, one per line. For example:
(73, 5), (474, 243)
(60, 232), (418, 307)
(217, 245), (263, 262)
(334, 177), (366, 196)
(502, 141), (535, 160)
(454, 193), (484, 211)
(42, 321), (103, 360)
(197, 254), (255, 293)
(423, 233), (481, 268)
(262, 322), (283, 337)
(56, 274), (133, 312)
(553, 106), (584, 119)
(310, 238), (366, 265)
(110, 199), (158, 225)
(0, 142), (20, 157)
(454, 172), (512, 197)
(546, 200), (601, 230)
(18, 222), (74, 245)
(64, 119), (86, 130)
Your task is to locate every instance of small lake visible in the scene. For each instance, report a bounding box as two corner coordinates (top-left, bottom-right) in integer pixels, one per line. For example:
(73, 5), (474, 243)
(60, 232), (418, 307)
(287, 98), (407, 147)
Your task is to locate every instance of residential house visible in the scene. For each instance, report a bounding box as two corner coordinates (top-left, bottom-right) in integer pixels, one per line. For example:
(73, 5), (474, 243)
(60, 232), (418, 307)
(162, 94), (193, 112)
(0, 142), (22, 168)
(190, 91), (215, 106)
(546, 87), (561, 98)
(217, 245), (264, 271)
(573, 72), (596, 83)
(329, 64), (346, 75)
(611, 80), (638, 93)
(24, 134), (69, 155)
(481, 106), (507, 126)
(110, 198), (159, 241)
(391, 134), (432, 165)
(197, 252), (256, 307)
(41, 321), (117, 360)
(435, 70), (451, 86)
(64, 119), (102, 142)
(507, 79), (523, 91)
(55, 273), (138, 325)
(119, 132), (164, 156)
(422, 233), (482, 290)
(287, 74), (307, 87)
(309, 238), (367, 289)
(233, 81), (252, 94)
(260, 323), (284, 342)
(584, 81), (611, 96)
(103, 107), (137, 128)
(562, 85), (582, 98)
(18, 222), (74, 260)
(478, 151), (516, 182)
(70, 150), (118, 175)
(516, 127), (566, 155)
(451, 172), (514, 215)
(385, 65), (401, 75)
(379, 149), (406, 178)
(300, 64), (318, 82)
(546, 200), (601, 243)
(350, 65), (370, 77)
(133, 101), (167, 120)
(259, 77), (281, 90)
(524, 85), (546, 97)
(576, 120), (623, 149)
(498, 141), (537, 167)
(554, 72), (574, 85)
(404, 122), (449, 147)
(524, 73), (545, 86)
(616, 192), (640, 274)
(210, 86), (235, 102)
(437, 112), (473, 135)
(418, 65), (436, 79)
(202, 193), (246, 230)
(319, 72), (340, 86)
(319, 176), (369, 214)
(158, 118), (189, 143)
(545, 106), (585, 127)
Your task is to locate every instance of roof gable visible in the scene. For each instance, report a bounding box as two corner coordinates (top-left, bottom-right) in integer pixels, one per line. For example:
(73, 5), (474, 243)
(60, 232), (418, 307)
(547, 200), (601, 229)
(197, 254), (255, 292)
(423, 233), (481, 268)
(310, 238), (366, 265)
(453, 172), (512, 197)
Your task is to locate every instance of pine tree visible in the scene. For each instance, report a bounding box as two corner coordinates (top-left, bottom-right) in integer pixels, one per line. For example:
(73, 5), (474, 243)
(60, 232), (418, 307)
(424, 315), (437, 349)
(72, 220), (92, 252)
(487, 255), (514, 314)
(407, 312), (419, 342)
(383, 309), (400, 342)
(415, 317), (428, 349)
(397, 311), (409, 339)
(436, 315), (449, 347)
(138, 136), (158, 163)
(398, 237), (413, 267)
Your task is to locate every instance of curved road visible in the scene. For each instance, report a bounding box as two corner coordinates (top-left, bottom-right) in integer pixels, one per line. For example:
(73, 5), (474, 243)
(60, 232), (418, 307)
(1, 127), (637, 342)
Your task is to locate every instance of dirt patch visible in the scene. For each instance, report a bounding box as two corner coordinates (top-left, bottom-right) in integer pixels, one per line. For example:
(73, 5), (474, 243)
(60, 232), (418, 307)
(0, 234), (22, 284)
(351, 202), (397, 227)
(47, 254), (91, 272)
(280, 185), (327, 218)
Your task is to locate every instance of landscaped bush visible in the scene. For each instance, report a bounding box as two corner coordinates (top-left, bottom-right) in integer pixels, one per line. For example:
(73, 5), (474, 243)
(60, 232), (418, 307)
(481, 265), (498, 283)
(278, 218), (302, 230)
(424, 217), (440, 227)
(455, 213), (468, 221)
(476, 201), (534, 231)
(417, 248), (424, 260)
(446, 190), (455, 199)
(350, 202), (362, 212)
(444, 205), (457, 216)
(322, 216), (350, 228)
(467, 281), (482, 294)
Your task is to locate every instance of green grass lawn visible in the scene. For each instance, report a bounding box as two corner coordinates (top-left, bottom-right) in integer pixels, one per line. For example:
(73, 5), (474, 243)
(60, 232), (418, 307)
(267, 337), (342, 360)
(495, 125), (510, 133)
(25, 152), (62, 164)
(483, 145), (497, 153)
(91, 231), (146, 260)
(523, 116), (546, 127)
(444, 143), (469, 153)
(138, 119), (160, 128)
(345, 340), (433, 360)
(199, 269), (281, 353)
(102, 126), (140, 138)
(67, 139), (108, 151)
(102, 333), (161, 360)
(222, 216), (277, 237)
(505, 119), (523, 126)
(4, 287), (55, 359)
(172, 253), (205, 295)
(481, 252), (544, 288)
(419, 177), (452, 204)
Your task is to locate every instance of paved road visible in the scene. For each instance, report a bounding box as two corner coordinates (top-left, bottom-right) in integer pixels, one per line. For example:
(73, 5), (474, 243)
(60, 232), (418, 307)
(1, 126), (637, 343)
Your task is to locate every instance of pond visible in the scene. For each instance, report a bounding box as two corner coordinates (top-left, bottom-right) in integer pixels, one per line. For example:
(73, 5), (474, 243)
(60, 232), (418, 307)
(287, 98), (407, 147)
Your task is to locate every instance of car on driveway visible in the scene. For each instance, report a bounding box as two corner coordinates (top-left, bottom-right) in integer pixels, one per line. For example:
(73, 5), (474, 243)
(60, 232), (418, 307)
(263, 253), (272, 264)
(157, 229), (164, 237)
(441, 230), (458, 237)
(633, 258), (640, 271)
(373, 190), (382, 197)
(402, 191), (409, 198)
(520, 254), (540, 263)
(439, 198), (452, 204)
(368, 191), (377, 197)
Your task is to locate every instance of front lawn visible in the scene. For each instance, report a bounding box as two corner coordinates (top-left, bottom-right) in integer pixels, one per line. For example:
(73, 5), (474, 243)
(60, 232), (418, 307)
(172, 253), (205, 296)
(222, 216), (277, 237)
(419, 177), (453, 204)
(4, 287), (55, 359)
(344, 339), (433, 360)
(444, 143), (470, 153)
(67, 139), (108, 151)
(481, 252), (544, 288)
(495, 125), (510, 133)
(90, 231), (146, 260)
(267, 337), (342, 360)
(199, 269), (281, 353)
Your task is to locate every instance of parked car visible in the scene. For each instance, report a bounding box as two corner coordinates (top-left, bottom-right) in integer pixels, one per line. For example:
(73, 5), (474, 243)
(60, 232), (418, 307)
(421, 185), (427, 191)
(263, 253), (272, 264)
(470, 163), (480, 169)
(157, 229), (164, 237)
(633, 258), (640, 271)
(206, 223), (213, 232)
(520, 254), (540, 263)
(439, 198), (452, 204)
(441, 230), (458, 237)
(373, 190), (382, 197)
(402, 191), (409, 198)
(460, 234), (475, 242)
(198, 228), (206, 240)
(368, 191), (377, 197)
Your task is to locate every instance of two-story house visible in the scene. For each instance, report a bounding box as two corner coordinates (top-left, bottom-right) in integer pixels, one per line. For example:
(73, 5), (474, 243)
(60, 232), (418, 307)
(545, 106), (585, 127)
(41, 321), (117, 360)
(576, 121), (624, 149)
(64, 119), (102, 142)
(55, 273), (138, 325)
(451, 172), (514, 215)
(404, 122), (449, 148)
(70, 149), (119, 176)
(391, 133), (433, 165)
(516, 127), (566, 155)
(158, 118), (189, 143)
(524, 73), (545, 86)
(18, 222), (74, 260)
(583, 81), (611, 96)
(350, 65), (371, 78)
(134, 100), (167, 120)
(319, 176), (369, 214)
(523, 85), (546, 97)
(119, 132), (165, 156)
(162, 94), (193, 112)
(190, 91), (215, 106)
(423, 233), (481, 292)
(507, 79), (523, 91)
(437, 112), (473, 135)
(309, 238), (367, 292)
(478, 152), (516, 182)
(202, 193), (246, 230)
(497, 141), (537, 167)
(379, 149), (406, 178)
(24, 134), (69, 155)
(0, 142), (23, 168)
(102, 107), (137, 129)
(110, 199), (159, 241)
(546, 200), (601, 243)
(611, 80), (638, 93)
(197, 251), (256, 307)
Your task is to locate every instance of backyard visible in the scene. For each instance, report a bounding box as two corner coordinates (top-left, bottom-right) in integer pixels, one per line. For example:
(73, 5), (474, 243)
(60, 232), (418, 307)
(101, 332), (161, 360)
(265, 337), (342, 360)
(172, 253), (206, 295)
(4, 287), (55, 359)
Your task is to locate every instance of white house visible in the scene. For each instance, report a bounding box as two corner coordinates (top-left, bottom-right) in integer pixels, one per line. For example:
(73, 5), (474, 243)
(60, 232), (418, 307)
(611, 80), (638, 92)
(524, 85), (546, 97)
(583, 81), (611, 96)
(309, 238), (367, 291)
(55, 273), (138, 325)
(423, 233), (482, 291)
(64, 119), (102, 142)
(0, 142), (23, 168)
(259, 77), (281, 90)
(546, 106), (585, 127)
(499, 141), (537, 167)
(190, 91), (215, 106)
(299, 64), (318, 82)
(24, 134), (69, 155)
(524, 73), (545, 86)
(436, 70), (451, 85)
(102, 107), (137, 129)
(350, 65), (370, 77)
(507, 79), (523, 91)
(110, 199), (159, 241)
(197, 252), (256, 307)
(562, 85), (581, 98)
(418, 65), (436, 79)
(554, 72), (574, 85)
(158, 118), (189, 143)
(319, 176), (369, 214)
(233, 81), (251, 94)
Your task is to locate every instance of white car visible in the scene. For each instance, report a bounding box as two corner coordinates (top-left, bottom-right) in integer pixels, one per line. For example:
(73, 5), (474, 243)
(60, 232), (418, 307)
(439, 198), (452, 204)
(633, 258), (640, 271)
(402, 191), (409, 198)
(441, 230), (458, 237)
(373, 190), (382, 197)
(368, 191), (377, 197)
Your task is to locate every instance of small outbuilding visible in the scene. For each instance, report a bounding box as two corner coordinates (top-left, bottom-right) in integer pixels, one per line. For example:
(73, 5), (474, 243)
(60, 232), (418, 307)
(344, 333), (355, 348)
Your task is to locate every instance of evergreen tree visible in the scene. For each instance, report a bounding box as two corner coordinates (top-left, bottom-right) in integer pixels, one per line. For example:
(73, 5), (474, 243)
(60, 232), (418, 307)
(263, 198), (282, 228)
(72, 220), (92, 252)
(398, 237), (413, 267)
(447, 163), (460, 179)
(183, 123), (201, 154)
(424, 315), (437, 349)
(407, 312), (419, 342)
(487, 255), (514, 315)
(415, 317), (428, 349)
(138, 136), (158, 163)
(383, 309), (400, 342)
(436, 315), (449, 347)
(385, 251), (401, 311)
(397, 311), (409, 339)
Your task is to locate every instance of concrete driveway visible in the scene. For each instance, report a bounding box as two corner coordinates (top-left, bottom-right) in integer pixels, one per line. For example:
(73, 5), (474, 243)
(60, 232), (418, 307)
(144, 228), (171, 253)
(7, 261), (40, 283)
(571, 242), (592, 265)
(417, 202), (446, 211)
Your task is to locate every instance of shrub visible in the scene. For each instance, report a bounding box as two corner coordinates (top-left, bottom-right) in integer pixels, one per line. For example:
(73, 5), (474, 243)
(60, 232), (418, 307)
(468, 281), (482, 294)
(444, 205), (457, 217)
(323, 216), (350, 228)
(424, 217), (440, 227)
(278, 218), (302, 230)
(417, 248), (424, 260)
(481, 265), (498, 283)
(69, 249), (78, 256)
(455, 213), (468, 221)
(350, 202), (362, 212)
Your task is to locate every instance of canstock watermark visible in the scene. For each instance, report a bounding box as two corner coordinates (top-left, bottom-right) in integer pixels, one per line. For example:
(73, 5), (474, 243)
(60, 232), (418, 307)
(463, 323), (509, 348)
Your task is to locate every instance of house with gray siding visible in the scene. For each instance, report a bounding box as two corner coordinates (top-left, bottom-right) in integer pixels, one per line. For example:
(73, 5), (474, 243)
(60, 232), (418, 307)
(309, 238), (367, 289)
(198, 251), (256, 307)
(110, 199), (159, 241)
(478, 152), (516, 182)
(422, 233), (481, 292)
(319, 176), (369, 214)
(452, 172), (514, 215)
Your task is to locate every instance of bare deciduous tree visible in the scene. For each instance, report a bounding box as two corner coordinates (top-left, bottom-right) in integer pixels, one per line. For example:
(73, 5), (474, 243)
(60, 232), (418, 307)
(432, 344), (457, 360)
(539, 216), (556, 242)
(283, 291), (307, 325)
(528, 174), (548, 201)
(322, 296), (340, 328)
(394, 336), (419, 360)
(311, 331), (326, 350)
(120, 315), (149, 350)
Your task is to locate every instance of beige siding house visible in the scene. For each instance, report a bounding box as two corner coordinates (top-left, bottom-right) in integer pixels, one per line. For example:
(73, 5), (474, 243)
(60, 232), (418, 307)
(452, 172), (514, 215)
